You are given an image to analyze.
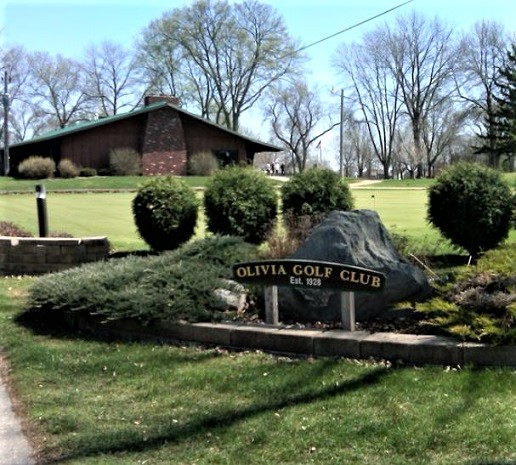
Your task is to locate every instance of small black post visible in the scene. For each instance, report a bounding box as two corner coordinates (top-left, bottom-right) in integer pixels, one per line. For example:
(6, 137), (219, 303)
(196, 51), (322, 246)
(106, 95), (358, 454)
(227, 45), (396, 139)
(35, 184), (48, 237)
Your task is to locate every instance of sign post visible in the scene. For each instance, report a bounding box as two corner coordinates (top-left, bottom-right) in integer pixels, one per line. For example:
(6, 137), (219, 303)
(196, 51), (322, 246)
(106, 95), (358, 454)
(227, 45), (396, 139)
(264, 285), (279, 325)
(232, 259), (385, 330)
(340, 291), (355, 331)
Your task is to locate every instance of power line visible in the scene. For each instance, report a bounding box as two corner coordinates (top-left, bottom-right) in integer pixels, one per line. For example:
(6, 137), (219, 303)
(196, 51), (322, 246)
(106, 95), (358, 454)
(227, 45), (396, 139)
(295, 0), (415, 54)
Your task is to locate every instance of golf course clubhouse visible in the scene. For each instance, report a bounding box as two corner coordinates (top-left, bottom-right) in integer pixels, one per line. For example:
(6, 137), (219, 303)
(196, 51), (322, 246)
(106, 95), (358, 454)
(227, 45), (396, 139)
(5, 95), (281, 176)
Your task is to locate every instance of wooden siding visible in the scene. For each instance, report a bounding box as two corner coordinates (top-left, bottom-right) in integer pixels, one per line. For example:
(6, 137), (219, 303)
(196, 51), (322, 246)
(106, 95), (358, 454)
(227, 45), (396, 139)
(181, 116), (248, 163)
(60, 116), (144, 170)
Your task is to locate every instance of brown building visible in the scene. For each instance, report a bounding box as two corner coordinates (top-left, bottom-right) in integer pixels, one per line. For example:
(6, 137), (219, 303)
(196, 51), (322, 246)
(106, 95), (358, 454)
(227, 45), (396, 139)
(4, 96), (281, 176)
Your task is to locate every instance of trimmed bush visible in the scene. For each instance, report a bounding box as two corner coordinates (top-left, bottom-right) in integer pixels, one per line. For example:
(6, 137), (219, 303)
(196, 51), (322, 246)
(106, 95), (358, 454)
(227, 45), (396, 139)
(204, 166), (278, 244)
(188, 151), (219, 176)
(24, 235), (258, 325)
(79, 167), (97, 177)
(281, 167), (354, 240)
(132, 176), (199, 251)
(427, 162), (514, 258)
(17, 156), (56, 179)
(57, 159), (79, 178)
(109, 147), (142, 176)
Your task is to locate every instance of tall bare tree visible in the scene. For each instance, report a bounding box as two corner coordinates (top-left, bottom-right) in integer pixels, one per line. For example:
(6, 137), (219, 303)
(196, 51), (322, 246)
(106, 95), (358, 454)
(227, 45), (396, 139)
(81, 41), (143, 116)
(27, 52), (89, 128)
(385, 11), (455, 168)
(268, 81), (336, 172)
(334, 33), (403, 179)
(136, 0), (303, 131)
(454, 20), (512, 167)
(345, 119), (375, 178)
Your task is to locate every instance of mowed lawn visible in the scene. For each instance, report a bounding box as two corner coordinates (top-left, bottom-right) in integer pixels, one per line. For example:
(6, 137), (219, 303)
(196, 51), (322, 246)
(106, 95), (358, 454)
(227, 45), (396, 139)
(0, 188), (438, 251)
(0, 277), (515, 465)
(0, 185), (514, 252)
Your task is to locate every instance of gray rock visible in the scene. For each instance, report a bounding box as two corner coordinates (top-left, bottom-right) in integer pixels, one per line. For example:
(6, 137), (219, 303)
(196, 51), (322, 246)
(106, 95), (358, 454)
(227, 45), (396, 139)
(278, 210), (431, 321)
(214, 280), (247, 312)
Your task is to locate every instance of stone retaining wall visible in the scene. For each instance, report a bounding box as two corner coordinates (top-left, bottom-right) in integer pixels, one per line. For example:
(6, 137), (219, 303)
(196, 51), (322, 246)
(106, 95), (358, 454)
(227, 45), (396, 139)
(68, 317), (516, 367)
(0, 236), (110, 275)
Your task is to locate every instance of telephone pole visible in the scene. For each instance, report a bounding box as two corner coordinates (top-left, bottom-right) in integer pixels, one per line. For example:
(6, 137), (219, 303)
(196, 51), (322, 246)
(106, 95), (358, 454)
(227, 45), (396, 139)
(2, 70), (11, 176)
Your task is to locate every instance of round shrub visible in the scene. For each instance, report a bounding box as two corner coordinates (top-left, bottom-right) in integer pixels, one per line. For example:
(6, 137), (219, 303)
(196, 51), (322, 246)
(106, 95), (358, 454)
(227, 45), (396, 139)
(109, 147), (142, 176)
(79, 167), (97, 177)
(17, 156), (56, 179)
(204, 166), (278, 244)
(132, 176), (199, 251)
(57, 158), (79, 178)
(427, 162), (515, 258)
(188, 151), (219, 176)
(281, 167), (354, 239)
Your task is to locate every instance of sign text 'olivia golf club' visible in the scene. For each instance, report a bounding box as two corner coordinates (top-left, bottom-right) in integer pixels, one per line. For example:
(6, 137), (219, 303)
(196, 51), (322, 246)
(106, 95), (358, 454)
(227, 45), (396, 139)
(232, 259), (385, 292)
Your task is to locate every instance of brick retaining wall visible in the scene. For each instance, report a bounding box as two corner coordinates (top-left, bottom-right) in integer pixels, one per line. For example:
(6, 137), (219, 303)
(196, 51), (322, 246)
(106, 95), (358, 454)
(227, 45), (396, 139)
(0, 236), (110, 275)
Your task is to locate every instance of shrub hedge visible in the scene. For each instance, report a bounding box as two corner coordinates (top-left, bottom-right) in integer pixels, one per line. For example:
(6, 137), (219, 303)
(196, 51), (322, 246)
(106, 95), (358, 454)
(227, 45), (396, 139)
(428, 162), (514, 257)
(132, 176), (199, 251)
(17, 156), (56, 179)
(281, 167), (354, 240)
(25, 236), (258, 325)
(204, 167), (278, 244)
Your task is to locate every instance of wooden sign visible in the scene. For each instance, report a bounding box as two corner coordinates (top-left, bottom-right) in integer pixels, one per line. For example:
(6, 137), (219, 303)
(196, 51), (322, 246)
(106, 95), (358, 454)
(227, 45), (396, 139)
(232, 259), (385, 292)
(232, 260), (386, 331)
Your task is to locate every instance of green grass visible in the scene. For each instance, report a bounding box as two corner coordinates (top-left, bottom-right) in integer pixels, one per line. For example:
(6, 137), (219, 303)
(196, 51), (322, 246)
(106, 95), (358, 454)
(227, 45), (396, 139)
(1, 175), (514, 253)
(1, 277), (515, 464)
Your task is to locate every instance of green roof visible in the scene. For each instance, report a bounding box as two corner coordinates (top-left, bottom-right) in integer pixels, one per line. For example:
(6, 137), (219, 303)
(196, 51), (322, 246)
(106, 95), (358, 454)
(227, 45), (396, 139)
(11, 101), (282, 152)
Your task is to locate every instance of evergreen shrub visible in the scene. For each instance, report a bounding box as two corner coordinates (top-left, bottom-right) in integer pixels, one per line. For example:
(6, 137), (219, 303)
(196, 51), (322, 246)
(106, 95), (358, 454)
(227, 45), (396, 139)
(57, 159), (79, 178)
(17, 156), (56, 179)
(281, 167), (354, 240)
(109, 147), (142, 176)
(132, 176), (199, 251)
(188, 151), (219, 176)
(427, 162), (514, 258)
(79, 167), (97, 177)
(416, 243), (516, 344)
(25, 235), (258, 325)
(204, 166), (278, 244)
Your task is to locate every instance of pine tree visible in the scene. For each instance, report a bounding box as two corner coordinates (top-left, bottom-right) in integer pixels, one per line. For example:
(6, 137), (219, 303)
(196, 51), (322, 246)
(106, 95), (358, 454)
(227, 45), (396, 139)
(476, 44), (516, 170)
(492, 44), (516, 170)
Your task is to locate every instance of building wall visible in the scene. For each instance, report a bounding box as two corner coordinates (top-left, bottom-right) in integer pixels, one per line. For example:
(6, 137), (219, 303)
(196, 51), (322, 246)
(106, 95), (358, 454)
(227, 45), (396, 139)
(182, 116), (248, 165)
(61, 117), (144, 170)
(141, 107), (187, 176)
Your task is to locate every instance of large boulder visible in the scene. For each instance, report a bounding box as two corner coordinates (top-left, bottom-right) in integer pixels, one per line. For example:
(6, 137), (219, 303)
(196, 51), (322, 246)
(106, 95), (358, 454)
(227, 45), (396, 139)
(278, 210), (431, 321)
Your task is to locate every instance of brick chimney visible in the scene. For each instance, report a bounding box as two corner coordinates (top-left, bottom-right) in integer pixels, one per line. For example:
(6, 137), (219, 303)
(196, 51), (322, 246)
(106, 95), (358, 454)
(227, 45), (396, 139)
(144, 95), (180, 107)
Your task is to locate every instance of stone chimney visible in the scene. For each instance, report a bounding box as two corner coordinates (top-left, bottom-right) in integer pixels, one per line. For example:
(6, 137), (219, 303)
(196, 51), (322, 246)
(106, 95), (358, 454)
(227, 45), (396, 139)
(144, 95), (180, 107)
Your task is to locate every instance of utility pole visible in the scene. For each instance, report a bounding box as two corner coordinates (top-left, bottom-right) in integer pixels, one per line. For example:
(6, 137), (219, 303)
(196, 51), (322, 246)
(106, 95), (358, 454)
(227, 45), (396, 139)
(2, 70), (11, 176)
(339, 89), (344, 178)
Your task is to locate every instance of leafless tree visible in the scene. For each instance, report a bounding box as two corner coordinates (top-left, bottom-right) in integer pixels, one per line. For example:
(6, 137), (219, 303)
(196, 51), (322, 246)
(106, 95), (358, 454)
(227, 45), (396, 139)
(421, 101), (469, 176)
(136, 0), (303, 131)
(453, 20), (513, 167)
(334, 34), (403, 179)
(268, 80), (337, 172)
(384, 11), (455, 169)
(27, 52), (90, 128)
(342, 118), (374, 178)
(81, 41), (143, 116)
